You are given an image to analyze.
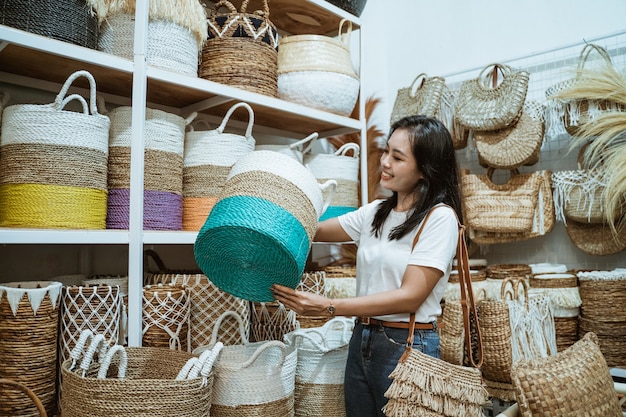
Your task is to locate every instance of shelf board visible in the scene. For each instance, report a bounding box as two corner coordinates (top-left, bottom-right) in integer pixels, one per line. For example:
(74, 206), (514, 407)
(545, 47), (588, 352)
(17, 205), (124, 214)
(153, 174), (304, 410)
(0, 228), (130, 244)
(143, 231), (198, 245)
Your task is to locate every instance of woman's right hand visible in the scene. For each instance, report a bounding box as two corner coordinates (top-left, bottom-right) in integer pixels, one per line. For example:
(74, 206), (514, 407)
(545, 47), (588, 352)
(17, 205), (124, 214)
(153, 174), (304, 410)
(270, 284), (332, 317)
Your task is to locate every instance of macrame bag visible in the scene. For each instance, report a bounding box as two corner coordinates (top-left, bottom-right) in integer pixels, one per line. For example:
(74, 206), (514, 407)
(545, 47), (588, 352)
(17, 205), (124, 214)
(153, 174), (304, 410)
(383, 207), (488, 417)
(390, 73), (446, 125)
(455, 63), (529, 131)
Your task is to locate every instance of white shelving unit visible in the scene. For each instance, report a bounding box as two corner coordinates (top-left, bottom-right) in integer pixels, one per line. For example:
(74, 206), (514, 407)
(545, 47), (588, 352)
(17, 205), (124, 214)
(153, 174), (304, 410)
(0, 0), (367, 346)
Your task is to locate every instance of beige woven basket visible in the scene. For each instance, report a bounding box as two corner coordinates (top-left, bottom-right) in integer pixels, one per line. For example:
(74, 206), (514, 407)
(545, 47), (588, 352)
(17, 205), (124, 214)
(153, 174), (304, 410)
(0, 281), (62, 417)
(142, 283), (191, 352)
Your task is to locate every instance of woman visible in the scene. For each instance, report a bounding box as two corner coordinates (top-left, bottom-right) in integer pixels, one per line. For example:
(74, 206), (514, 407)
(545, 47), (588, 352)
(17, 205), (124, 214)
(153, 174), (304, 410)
(271, 115), (462, 417)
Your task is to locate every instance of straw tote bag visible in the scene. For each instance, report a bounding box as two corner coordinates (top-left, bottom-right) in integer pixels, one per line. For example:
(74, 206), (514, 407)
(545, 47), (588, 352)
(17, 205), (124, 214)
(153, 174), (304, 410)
(474, 100), (545, 169)
(461, 169), (555, 244)
(383, 207), (488, 417)
(390, 73), (446, 125)
(456, 63), (530, 131)
(0, 70), (110, 229)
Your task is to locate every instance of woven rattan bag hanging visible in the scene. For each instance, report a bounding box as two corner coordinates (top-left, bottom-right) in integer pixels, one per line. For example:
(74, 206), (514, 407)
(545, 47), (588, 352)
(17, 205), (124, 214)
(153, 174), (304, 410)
(0, 70), (110, 229)
(456, 63), (529, 131)
(390, 73), (446, 125)
(474, 100), (545, 169)
(201, 0), (279, 97)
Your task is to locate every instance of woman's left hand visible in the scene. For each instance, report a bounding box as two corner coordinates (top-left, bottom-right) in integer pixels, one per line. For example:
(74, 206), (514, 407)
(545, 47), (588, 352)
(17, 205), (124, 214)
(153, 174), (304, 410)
(271, 284), (330, 316)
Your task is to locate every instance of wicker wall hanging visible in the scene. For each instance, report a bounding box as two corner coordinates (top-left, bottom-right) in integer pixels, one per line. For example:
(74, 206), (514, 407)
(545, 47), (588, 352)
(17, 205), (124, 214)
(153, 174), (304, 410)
(390, 73), (446, 125)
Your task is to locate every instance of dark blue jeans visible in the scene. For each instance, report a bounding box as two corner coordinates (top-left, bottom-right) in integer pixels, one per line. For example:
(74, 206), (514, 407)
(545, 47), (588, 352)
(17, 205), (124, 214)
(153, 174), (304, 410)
(344, 321), (440, 417)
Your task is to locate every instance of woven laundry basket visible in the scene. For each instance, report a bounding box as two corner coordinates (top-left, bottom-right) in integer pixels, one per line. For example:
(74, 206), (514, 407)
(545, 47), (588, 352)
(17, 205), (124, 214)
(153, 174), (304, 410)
(82, 275), (129, 344)
(283, 317), (354, 417)
(0, 0), (103, 48)
(255, 132), (319, 164)
(0, 70), (110, 229)
(107, 106), (190, 230)
(324, 265), (357, 299)
(0, 281), (62, 417)
(142, 283), (191, 352)
(61, 330), (222, 417)
(143, 249), (251, 348)
(304, 142), (360, 221)
(251, 301), (298, 342)
(97, 0), (207, 76)
(194, 150), (337, 302)
(278, 19), (359, 116)
(195, 312), (297, 417)
(200, 0), (279, 96)
(183, 103), (256, 231)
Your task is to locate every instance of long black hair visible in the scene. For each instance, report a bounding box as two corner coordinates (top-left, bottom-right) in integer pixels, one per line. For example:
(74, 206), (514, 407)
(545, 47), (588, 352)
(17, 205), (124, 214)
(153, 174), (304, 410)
(371, 115), (462, 240)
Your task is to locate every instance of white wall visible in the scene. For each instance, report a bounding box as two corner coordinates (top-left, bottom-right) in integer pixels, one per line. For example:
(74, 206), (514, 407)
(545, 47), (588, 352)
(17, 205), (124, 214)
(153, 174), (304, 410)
(360, 0), (626, 125)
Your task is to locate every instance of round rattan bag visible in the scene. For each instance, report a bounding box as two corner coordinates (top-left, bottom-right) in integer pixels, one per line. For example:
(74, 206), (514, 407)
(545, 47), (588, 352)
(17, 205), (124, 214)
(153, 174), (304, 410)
(475, 101), (545, 169)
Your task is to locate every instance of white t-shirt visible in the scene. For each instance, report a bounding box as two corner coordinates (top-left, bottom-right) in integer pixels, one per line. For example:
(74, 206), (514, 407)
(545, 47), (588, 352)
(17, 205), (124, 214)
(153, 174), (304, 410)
(337, 200), (459, 323)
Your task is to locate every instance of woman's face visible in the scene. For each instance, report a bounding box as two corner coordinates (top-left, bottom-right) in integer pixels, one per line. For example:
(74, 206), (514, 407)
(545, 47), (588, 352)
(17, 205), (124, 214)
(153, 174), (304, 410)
(380, 128), (422, 196)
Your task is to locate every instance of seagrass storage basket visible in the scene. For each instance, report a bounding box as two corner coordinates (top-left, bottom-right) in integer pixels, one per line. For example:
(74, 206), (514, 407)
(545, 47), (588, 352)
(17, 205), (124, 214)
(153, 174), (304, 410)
(142, 283), (191, 352)
(107, 106), (189, 230)
(200, 0), (279, 97)
(0, 0), (102, 48)
(182, 103), (256, 231)
(97, 0), (207, 76)
(0, 281), (62, 417)
(278, 19), (359, 116)
(0, 70), (110, 229)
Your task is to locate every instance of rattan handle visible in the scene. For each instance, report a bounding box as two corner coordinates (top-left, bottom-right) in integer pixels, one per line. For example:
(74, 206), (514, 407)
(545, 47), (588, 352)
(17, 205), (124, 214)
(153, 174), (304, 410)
(319, 179), (338, 216)
(237, 340), (287, 369)
(211, 0), (237, 15)
(208, 310), (249, 347)
(338, 19), (352, 47)
(241, 0), (270, 17)
(291, 132), (318, 152)
(322, 316), (354, 344)
(334, 142), (360, 158)
(0, 379), (48, 417)
(485, 167), (521, 184)
(577, 43), (612, 70)
(144, 249), (168, 274)
(478, 63), (512, 89)
(512, 278), (530, 311)
(97, 344), (127, 379)
(199, 342), (224, 379)
(59, 93), (89, 115)
(409, 73), (427, 97)
(217, 102), (255, 140)
(499, 277), (518, 300)
(53, 70), (99, 116)
(287, 328), (330, 352)
(188, 118), (212, 132)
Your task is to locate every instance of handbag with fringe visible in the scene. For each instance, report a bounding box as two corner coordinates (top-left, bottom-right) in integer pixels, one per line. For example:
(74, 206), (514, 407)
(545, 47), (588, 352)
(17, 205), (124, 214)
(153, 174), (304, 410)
(383, 207), (488, 417)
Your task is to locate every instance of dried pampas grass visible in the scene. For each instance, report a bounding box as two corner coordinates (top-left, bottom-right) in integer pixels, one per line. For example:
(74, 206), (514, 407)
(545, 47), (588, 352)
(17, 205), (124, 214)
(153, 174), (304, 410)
(552, 62), (626, 235)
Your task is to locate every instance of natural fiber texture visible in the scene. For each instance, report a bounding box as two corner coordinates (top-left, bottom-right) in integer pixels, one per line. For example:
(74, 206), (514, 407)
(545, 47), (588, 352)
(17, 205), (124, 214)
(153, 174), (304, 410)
(323, 266), (357, 299)
(577, 269), (626, 323)
(98, 0), (207, 44)
(439, 301), (466, 365)
(456, 63), (529, 131)
(549, 61), (626, 235)
(578, 316), (626, 368)
(0, 70), (109, 229)
(0, 378), (48, 417)
(464, 171), (555, 244)
(278, 70), (359, 116)
(251, 301), (298, 342)
(82, 276), (129, 344)
(0, 0), (99, 48)
(0, 282), (62, 417)
(278, 21), (356, 76)
(545, 43), (615, 137)
(390, 74), (446, 125)
(475, 101), (545, 169)
(438, 86), (469, 150)
(142, 283), (190, 352)
(201, 0), (278, 96)
(98, 13), (201, 75)
(284, 318), (354, 417)
(565, 218), (626, 256)
(553, 316), (578, 352)
(478, 293), (513, 383)
(60, 341), (217, 417)
(461, 169), (544, 233)
(511, 332), (622, 417)
(552, 167), (611, 223)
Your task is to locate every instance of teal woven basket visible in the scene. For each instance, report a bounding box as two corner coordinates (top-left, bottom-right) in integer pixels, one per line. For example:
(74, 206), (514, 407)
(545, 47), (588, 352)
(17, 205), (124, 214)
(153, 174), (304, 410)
(194, 195), (311, 302)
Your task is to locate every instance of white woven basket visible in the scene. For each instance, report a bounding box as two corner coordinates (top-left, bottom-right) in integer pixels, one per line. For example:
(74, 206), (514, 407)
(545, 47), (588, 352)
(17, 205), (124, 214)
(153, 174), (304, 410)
(98, 13), (200, 76)
(195, 312), (297, 412)
(278, 70), (360, 116)
(183, 102), (256, 168)
(255, 132), (318, 163)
